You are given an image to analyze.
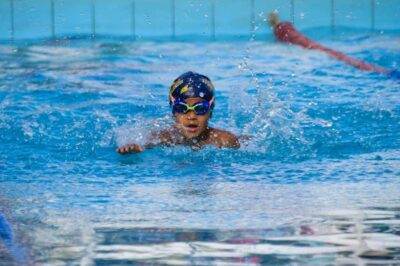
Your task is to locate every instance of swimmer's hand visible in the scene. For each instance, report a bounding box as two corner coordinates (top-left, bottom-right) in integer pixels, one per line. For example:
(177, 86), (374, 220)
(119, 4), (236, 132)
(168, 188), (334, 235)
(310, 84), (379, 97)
(116, 144), (144, 154)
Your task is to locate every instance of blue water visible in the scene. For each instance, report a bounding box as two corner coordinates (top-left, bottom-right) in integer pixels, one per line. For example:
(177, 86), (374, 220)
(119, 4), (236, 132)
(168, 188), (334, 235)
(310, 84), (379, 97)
(1, 34), (400, 265)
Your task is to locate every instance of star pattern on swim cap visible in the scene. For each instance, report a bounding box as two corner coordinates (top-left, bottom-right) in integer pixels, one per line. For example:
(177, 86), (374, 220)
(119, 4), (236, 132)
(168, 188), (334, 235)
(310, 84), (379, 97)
(170, 79), (184, 95)
(180, 85), (189, 94)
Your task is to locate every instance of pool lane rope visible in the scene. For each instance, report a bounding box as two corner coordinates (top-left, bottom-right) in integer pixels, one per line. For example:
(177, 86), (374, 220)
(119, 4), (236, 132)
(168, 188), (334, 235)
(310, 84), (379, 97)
(272, 21), (400, 79)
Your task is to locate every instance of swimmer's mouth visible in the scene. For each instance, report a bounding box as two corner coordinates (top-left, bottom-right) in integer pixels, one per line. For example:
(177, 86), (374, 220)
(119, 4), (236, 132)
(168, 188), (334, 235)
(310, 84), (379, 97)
(185, 125), (199, 133)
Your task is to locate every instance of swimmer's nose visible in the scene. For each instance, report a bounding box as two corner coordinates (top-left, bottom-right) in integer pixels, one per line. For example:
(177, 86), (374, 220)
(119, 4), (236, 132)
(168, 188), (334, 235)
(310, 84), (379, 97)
(187, 110), (197, 120)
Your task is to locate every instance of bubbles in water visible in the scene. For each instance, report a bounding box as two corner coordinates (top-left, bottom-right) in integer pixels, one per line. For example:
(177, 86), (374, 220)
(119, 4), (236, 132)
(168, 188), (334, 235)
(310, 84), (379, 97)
(22, 121), (35, 138)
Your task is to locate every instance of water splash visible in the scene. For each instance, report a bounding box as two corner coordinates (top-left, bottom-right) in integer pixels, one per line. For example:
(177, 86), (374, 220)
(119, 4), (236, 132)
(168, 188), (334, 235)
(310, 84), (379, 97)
(114, 114), (172, 147)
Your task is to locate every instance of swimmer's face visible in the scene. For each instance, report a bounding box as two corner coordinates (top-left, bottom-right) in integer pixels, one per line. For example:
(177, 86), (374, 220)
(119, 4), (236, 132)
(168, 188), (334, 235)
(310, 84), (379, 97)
(174, 97), (211, 139)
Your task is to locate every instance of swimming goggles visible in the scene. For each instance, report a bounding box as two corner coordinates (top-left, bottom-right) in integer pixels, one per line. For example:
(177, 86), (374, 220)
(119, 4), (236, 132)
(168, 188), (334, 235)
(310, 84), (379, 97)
(172, 98), (213, 115)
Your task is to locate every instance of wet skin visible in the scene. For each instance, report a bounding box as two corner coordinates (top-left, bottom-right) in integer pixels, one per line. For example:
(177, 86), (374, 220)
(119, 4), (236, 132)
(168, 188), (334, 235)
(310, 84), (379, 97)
(117, 97), (240, 154)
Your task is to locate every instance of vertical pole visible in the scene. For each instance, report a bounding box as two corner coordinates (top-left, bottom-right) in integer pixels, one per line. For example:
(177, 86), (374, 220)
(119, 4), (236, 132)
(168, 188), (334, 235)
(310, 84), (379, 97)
(131, 0), (136, 39)
(10, 0), (14, 41)
(91, 0), (96, 38)
(171, 0), (175, 40)
(211, 0), (215, 41)
(50, 0), (55, 39)
(250, 0), (255, 39)
(371, 0), (375, 32)
(331, 0), (335, 37)
(290, 0), (294, 24)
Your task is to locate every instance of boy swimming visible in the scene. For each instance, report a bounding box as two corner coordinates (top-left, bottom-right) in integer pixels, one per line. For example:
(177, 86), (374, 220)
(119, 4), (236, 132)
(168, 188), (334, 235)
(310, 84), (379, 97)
(117, 71), (240, 154)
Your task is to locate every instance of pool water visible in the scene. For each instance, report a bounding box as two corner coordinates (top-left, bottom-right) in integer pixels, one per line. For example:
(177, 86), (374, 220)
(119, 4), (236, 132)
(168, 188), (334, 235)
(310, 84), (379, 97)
(1, 34), (400, 265)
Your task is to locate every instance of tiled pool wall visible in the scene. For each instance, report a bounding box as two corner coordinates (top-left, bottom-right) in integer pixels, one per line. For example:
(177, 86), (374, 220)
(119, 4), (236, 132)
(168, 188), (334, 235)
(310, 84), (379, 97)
(0, 0), (399, 41)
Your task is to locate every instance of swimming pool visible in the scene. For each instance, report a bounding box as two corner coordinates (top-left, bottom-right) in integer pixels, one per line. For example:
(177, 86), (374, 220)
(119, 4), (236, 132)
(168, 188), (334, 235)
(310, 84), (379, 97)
(1, 34), (400, 264)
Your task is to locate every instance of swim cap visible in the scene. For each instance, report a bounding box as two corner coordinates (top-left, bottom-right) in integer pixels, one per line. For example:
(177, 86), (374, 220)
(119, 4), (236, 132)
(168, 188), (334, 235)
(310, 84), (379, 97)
(169, 71), (215, 105)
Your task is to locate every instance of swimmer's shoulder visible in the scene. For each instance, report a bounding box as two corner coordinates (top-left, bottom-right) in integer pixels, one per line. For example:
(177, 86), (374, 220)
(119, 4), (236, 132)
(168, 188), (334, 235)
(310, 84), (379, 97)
(208, 127), (240, 149)
(150, 127), (180, 145)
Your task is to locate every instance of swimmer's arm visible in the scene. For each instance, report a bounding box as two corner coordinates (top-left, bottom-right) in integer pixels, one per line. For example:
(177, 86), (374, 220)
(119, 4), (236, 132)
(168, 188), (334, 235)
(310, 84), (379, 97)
(116, 130), (174, 154)
(215, 130), (241, 149)
(225, 134), (241, 149)
(214, 129), (253, 149)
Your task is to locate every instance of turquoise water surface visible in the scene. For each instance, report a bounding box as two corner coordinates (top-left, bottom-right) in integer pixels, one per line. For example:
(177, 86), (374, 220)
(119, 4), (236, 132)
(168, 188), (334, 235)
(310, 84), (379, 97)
(1, 34), (400, 265)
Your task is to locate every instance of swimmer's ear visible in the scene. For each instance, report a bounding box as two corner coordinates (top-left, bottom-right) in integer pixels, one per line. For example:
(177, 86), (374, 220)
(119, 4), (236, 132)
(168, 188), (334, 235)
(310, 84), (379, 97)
(169, 95), (176, 106)
(209, 97), (214, 119)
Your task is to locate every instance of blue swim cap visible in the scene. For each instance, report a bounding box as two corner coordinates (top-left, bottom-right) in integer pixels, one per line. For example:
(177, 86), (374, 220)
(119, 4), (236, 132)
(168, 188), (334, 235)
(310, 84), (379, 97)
(169, 71), (215, 105)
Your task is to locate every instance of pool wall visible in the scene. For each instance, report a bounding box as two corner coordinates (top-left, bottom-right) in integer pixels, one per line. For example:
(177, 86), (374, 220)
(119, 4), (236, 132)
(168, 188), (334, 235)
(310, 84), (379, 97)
(0, 0), (399, 41)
